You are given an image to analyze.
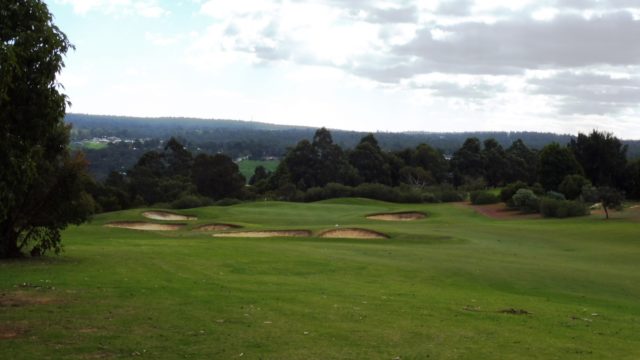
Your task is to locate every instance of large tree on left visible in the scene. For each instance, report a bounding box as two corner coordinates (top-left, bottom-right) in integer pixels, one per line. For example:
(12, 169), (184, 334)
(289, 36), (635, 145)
(1, 0), (94, 258)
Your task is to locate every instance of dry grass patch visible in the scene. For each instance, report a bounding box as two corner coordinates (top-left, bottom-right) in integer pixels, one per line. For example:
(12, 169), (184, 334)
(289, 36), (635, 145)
(460, 203), (541, 220)
(213, 230), (311, 238)
(142, 211), (197, 221)
(104, 222), (185, 231)
(194, 223), (241, 232)
(318, 228), (388, 239)
(0, 325), (27, 340)
(0, 291), (58, 308)
(366, 211), (426, 221)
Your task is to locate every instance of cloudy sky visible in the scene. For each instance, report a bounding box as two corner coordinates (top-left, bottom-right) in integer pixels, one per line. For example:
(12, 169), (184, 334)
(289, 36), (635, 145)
(48, 0), (640, 138)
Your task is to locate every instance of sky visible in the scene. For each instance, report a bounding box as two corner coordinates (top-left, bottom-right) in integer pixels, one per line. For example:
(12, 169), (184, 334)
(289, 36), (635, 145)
(47, 0), (640, 138)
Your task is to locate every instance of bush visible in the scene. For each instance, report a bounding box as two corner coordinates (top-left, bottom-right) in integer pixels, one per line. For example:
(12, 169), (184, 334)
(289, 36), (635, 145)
(421, 192), (438, 203)
(438, 190), (465, 202)
(323, 183), (354, 199)
(470, 191), (500, 205)
(546, 191), (566, 201)
(500, 181), (528, 203)
(170, 195), (213, 209)
(559, 174), (591, 200)
(215, 198), (242, 206)
(354, 183), (400, 202)
(540, 198), (589, 218)
(512, 189), (540, 213)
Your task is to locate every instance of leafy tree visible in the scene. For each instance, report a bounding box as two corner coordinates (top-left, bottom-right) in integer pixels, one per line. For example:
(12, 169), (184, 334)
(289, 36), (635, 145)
(625, 159), (640, 199)
(0, 0), (94, 257)
(348, 134), (391, 185)
(450, 138), (485, 186)
(505, 139), (537, 184)
(192, 154), (245, 200)
(281, 139), (317, 190)
(482, 139), (509, 186)
(164, 137), (193, 177)
(311, 128), (359, 187)
(582, 186), (624, 220)
(411, 144), (449, 184)
(558, 174), (591, 200)
(249, 166), (270, 185)
(569, 131), (627, 188)
(538, 143), (583, 191)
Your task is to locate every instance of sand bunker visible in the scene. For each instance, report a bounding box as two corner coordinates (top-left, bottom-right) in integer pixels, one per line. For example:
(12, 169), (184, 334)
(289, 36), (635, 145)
(366, 211), (425, 221)
(104, 222), (185, 231)
(142, 211), (197, 221)
(213, 230), (311, 238)
(319, 228), (388, 239)
(194, 224), (241, 231)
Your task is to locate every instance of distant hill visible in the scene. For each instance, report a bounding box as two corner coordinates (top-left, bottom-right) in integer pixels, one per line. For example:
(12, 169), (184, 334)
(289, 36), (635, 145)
(67, 113), (640, 156)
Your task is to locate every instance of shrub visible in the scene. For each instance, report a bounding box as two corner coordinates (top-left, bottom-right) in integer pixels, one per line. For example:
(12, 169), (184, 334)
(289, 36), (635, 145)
(421, 192), (438, 203)
(438, 190), (465, 202)
(323, 183), (354, 199)
(540, 198), (589, 218)
(170, 195), (213, 209)
(354, 183), (400, 202)
(512, 189), (540, 213)
(215, 198), (242, 206)
(546, 191), (566, 201)
(397, 187), (423, 203)
(500, 181), (528, 203)
(559, 174), (591, 200)
(470, 191), (500, 205)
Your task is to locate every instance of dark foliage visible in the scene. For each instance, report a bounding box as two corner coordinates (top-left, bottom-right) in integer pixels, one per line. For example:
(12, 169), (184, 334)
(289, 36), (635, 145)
(1, 0), (94, 258)
(540, 199), (589, 218)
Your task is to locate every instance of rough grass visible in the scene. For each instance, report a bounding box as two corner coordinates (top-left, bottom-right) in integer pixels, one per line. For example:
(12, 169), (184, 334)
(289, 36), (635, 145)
(236, 160), (279, 180)
(1, 199), (640, 359)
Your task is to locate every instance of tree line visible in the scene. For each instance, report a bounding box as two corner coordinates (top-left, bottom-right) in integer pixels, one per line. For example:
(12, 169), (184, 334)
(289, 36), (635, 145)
(88, 127), (640, 215)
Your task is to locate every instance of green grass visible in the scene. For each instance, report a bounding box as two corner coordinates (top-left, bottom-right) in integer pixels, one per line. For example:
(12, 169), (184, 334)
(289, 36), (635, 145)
(2, 199), (640, 359)
(236, 160), (279, 180)
(82, 141), (109, 150)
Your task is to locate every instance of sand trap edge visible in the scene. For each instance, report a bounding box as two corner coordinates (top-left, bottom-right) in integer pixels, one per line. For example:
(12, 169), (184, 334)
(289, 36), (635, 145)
(142, 211), (197, 221)
(194, 223), (242, 231)
(318, 228), (389, 239)
(366, 211), (426, 221)
(104, 222), (186, 231)
(213, 230), (311, 238)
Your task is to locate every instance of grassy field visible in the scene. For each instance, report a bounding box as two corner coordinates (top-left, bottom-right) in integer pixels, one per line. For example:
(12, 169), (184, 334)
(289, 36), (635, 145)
(1, 199), (640, 359)
(82, 141), (109, 150)
(236, 160), (279, 180)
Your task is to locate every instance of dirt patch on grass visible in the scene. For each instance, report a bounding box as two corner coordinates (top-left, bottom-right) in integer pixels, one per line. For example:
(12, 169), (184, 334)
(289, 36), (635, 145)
(194, 223), (241, 231)
(318, 228), (388, 239)
(460, 203), (541, 220)
(142, 211), (197, 221)
(366, 211), (426, 221)
(0, 291), (57, 307)
(499, 308), (531, 315)
(0, 325), (27, 340)
(104, 222), (185, 231)
(213, 230), (311, 238)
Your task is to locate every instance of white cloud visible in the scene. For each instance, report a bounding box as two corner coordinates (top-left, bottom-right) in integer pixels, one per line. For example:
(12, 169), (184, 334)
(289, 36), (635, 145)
(56, 0), (169, 17)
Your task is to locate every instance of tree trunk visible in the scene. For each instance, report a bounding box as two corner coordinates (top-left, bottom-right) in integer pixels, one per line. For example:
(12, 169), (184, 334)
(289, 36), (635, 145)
(603, 205), (609, 220)
(1, 225), (22, 258)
